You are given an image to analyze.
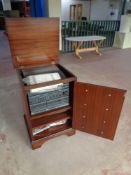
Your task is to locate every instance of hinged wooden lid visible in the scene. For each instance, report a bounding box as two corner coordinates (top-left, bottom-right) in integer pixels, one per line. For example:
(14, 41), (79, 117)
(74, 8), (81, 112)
(6, 18), (59, 69)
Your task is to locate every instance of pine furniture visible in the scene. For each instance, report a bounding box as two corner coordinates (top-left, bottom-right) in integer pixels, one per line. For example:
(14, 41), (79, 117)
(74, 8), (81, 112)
(66, 36), (106, 59)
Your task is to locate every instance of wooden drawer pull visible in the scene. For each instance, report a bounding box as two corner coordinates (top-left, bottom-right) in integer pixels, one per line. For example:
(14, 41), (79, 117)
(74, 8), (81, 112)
(82, 115), (86, 118)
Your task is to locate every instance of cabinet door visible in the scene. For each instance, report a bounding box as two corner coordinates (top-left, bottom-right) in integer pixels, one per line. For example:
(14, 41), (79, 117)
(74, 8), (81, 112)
(73, 82), (126, 140)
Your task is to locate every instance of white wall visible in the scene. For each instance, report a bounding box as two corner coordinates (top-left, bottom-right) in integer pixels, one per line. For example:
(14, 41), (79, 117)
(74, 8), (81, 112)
(48, 0), (62, 50)
(61, 0), (90, 21)
(91, 0), (122, 20)
(2, 0), (11, 10)
(108, 0), (123, 20)
(61, 0), (122, 21)
(48, 0), (61, 17)
(90, 0), (109, 20)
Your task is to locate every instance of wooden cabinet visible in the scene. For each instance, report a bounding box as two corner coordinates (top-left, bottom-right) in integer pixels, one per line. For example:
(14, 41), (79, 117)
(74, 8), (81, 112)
(6, 18), (126, 149)
(18, 64), (76, 149)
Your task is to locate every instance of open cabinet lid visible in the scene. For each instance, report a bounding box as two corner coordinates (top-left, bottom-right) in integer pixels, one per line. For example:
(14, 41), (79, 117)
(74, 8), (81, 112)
(73, 82), (126, 140)
(6, 18), (59, 69)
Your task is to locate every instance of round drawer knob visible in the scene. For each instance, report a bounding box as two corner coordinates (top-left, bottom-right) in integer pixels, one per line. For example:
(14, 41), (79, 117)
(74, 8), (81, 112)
(51, 61), (55, 64)
(82, 115), (86, 118)
(106, 108), (109, 111)
(84, 104), (87, 106)
(103, 121), (106, 124)
(82, 126), (85, 129)
(108, 94), (112, 97)
(101, 131), (104, 135)
(85, 89), (88, 92)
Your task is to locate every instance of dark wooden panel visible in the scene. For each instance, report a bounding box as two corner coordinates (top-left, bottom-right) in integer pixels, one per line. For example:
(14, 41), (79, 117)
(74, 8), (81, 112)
(33, 119), (72, 140)
(30, 106), (71, 120)
(98, 88), (126, 139)
(73, 82), (126, 140)
(32, 128), (75, 149)
(5, 18), (59, 68)
(31, 112), (71, 129)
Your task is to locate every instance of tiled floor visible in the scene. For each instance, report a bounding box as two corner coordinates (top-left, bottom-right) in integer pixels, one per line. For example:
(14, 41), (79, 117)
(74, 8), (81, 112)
(0, 31), (131, 175)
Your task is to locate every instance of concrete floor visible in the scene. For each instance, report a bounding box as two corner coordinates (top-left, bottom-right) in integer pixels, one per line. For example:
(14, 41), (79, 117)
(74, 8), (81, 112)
(0, 31), (131, 175)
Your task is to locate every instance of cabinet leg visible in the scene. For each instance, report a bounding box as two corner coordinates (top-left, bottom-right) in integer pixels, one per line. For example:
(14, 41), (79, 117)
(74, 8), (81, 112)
(31, 140), (46, 150)
(31, 129), (76, 150)
(66, 129), (76, 136)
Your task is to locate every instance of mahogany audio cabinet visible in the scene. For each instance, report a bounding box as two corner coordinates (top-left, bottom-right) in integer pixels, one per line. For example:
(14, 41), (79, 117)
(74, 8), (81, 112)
(6, 18), (126, 149)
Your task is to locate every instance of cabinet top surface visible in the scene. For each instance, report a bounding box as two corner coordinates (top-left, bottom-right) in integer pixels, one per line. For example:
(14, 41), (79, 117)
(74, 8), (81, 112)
(6, 18), (59, 69)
